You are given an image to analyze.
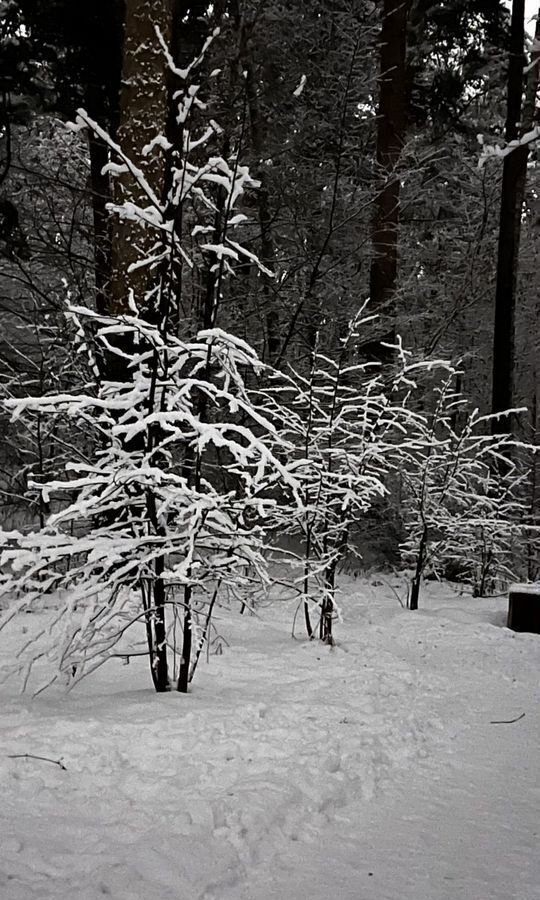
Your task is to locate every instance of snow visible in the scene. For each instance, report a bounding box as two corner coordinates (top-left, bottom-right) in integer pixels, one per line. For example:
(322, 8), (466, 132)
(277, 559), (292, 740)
(510, 582), (540, 594)
(293, 75), (307, 98)
(1, 577), (539, 899)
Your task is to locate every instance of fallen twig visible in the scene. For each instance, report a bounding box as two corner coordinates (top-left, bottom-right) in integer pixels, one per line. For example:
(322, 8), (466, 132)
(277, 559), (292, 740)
(8, 753), (67, 770)
(381, 577), (405, 609)
(489, 713), (525, 725)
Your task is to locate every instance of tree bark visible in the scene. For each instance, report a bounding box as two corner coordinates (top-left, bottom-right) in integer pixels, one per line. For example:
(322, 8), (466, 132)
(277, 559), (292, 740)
(491, 0), (527, 429)
(409, 524), (426, 611)
(369, 0), (411, 341)
(110, 0), (174, 315)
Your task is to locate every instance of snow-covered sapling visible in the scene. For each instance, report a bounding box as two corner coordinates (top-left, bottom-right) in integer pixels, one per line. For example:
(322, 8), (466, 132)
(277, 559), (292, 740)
(260, 318), (428, 642)
(0, 28), (302, 693)
(399, 366), (537, 607)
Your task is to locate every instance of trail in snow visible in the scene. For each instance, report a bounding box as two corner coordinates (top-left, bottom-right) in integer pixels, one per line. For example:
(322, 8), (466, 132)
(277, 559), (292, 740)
(0, 578), (538, 899)
(222, 713), (539, 900)
(217, 595), (540, 900)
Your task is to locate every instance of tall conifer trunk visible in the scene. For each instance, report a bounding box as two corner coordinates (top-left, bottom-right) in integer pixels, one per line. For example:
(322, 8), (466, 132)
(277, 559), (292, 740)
(491, 0), (526, 429)
(110, 0), (174, 316)
(107, 0), (177, 691)
(369, 0), (411, 342)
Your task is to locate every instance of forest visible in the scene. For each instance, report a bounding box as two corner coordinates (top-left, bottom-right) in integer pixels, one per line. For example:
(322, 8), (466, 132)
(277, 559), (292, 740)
(0, 0), (538, 694)
(1, 4), (540, 899)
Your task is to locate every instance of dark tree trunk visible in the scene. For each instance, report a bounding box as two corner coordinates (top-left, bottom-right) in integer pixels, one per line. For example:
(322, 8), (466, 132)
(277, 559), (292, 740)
(410, 524), (427, 610)
(151, 553), (170, 692)
(409, 577), (420, 611)
(177, 584), (192, 693)
(369, 0), (411, 341)
(319, 564), (336, 644)
(110, 0), (174, 316)
(491, 0), (527, 430)
(144, 487), (170, 691)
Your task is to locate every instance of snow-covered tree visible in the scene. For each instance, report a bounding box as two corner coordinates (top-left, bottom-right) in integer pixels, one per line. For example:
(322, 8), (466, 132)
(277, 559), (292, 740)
(0, 313), (304, 692)
(0, 26), (304, 693)
(259, 320), (432, 642)
(399, 366), (538, 608)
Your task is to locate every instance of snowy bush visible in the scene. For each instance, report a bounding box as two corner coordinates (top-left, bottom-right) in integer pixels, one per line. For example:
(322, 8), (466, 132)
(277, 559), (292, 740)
(0, 314), (303, 692)
(258, 322), (429, 642)
(399, 366), (539, 608)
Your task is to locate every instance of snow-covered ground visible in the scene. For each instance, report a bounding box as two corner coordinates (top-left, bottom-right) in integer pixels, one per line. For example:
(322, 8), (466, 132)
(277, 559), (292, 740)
(1, 577), (539, 899)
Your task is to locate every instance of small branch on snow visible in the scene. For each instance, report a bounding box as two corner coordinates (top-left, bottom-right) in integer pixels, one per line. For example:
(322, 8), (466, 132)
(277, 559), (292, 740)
(489, 713), (525, 725)
(8, 753), (67, 770)
(381, 578), (405, 609)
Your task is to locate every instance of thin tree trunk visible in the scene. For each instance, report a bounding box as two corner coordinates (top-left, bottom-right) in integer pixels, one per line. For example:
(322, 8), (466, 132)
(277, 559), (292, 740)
(177, 584), (192, 693)
(369, 0), (411, 342)
(410, 524), (427, 610)
(144, 487), (170, 691)
(320, 565), (336, 644)
(409, 576), (420, 611)
(491, 0), (527, 428)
